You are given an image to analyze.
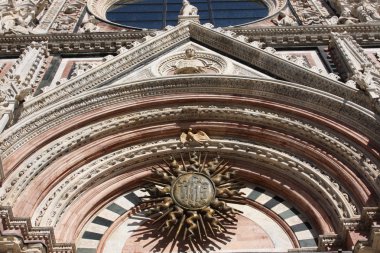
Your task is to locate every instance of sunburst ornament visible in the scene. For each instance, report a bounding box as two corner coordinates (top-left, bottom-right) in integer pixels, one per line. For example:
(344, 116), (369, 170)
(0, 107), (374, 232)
(140, 151), (246, 243)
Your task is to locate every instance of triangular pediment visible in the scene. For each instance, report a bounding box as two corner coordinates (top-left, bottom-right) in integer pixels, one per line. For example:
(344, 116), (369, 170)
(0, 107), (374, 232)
(110, 41), (273, 85)
(20, 21), (360, 119)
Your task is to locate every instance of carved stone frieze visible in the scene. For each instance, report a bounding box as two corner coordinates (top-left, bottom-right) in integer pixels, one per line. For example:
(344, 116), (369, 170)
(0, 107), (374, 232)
(0, 23), (379, 57)
(289, 0), (335, 26)
(0, 0), (50, 35)
(329, 0), (380, 25)
(49, 0), (86, 33)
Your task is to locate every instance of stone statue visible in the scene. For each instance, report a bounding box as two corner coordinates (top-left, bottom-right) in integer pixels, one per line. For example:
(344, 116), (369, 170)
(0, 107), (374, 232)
(272, 11), (297, 26)
(336, 9), (359, 25)
(180, 0), (198, 16)
(79, 15), (99, 33)
(353, 2), (380, 22)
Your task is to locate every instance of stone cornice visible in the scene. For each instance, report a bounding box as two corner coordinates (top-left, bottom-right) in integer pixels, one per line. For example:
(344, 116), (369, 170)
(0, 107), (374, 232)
(230, 23), (380, 46)
(0, 31), (152, 55)
(0, 23), (379, 56)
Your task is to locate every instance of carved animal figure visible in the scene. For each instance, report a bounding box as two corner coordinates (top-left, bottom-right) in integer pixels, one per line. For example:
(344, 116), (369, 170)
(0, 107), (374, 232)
(180, 128), (210, 144)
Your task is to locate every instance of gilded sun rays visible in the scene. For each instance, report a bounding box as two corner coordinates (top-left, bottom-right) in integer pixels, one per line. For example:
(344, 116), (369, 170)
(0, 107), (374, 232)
(140, 152), (246, 246)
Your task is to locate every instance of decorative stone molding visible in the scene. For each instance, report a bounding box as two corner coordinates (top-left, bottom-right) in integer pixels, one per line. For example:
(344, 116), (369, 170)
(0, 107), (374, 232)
(20, 24), (191, 118)
(0, 24), (379, 57)
(0, 41), (48, 133)
(329, 32), (380, 109)
(0, 206), (74, 253)
(1, 77), (379, 162)
(34, 0), (66, 33)
(0, 41), (48, 103)
(189, 23), (373, 108)
(230, 23), (380, 47)
(2, 105), (376, 214)
(27, 137), (357, 229)
(12, 23), (378, 124)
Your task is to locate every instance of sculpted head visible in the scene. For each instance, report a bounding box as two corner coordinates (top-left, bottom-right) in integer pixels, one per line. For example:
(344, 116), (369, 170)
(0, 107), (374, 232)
(185, 48), (195, 59)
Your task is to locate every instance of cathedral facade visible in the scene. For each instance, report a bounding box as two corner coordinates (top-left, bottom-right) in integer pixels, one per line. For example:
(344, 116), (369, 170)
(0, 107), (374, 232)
(0, 0), (379, 252)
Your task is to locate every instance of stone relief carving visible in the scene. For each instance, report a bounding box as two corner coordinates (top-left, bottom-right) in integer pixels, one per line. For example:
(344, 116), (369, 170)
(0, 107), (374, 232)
(0, 41), (48, 132)
(49, 0), (85, 33)
(70, 61), (101, 77)
(329, 0), (380, 25)
(78, 15), (99, 33)
(0, 0), (50, 35)
(18, 24), (191, 118)
(155, 47), (232, 76)
(288, 0), (335, 26)
(329, 32), (380, 108)
(172, 48), (212, 74)
(272, 11), (298, 26)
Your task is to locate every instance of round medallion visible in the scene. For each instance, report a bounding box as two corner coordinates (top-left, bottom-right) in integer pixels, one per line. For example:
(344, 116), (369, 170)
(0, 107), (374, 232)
(171, 172), (215, 210)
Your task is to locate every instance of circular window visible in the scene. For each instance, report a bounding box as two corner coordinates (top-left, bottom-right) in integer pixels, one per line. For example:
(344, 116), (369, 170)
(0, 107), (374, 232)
(106, 0), (269, 29)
